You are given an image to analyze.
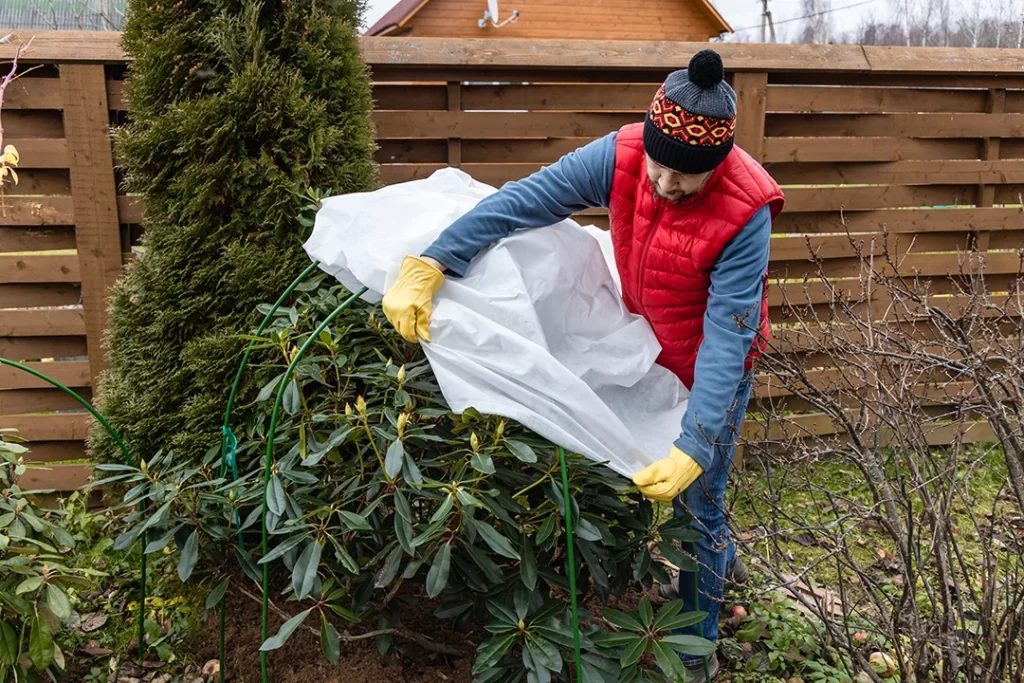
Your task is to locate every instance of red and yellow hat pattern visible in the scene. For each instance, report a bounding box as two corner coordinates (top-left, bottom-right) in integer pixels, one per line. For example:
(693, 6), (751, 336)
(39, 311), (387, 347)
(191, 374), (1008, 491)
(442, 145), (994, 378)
(648, 86), (737, 148)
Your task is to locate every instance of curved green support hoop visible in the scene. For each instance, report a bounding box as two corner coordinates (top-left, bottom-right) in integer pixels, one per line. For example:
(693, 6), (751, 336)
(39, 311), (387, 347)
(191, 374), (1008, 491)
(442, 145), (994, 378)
(557, 446), (584, 681)
(0, 357), (147, 665)
(259, 286), (367, 683)
(217, 260), (323, 683)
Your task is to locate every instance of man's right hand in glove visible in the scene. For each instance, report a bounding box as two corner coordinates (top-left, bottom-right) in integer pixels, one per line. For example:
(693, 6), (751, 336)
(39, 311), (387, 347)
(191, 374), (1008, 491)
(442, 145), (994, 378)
(382, 256), (446, 343)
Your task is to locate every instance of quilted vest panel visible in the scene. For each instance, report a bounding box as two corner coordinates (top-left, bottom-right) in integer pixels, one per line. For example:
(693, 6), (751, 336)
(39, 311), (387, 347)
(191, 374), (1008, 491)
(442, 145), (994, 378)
(608, 122), (784, 389)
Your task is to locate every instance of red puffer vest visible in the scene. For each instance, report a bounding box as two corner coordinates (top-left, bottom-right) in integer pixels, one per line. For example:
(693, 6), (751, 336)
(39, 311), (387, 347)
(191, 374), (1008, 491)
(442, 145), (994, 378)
(609, 123), (784, 389)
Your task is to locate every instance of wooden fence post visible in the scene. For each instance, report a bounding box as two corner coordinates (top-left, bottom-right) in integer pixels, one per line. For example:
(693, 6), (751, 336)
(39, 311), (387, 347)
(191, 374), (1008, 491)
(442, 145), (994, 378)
(732, 71), (769, 470)
(974, 88), (1005, 253)
(732, 71), (768, 163)
(447, 81), (462, 167)
(61, 63), (123, 387)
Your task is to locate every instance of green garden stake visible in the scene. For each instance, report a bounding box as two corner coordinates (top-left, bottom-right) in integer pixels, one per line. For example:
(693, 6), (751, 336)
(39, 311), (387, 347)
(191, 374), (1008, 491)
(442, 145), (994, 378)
(557, 446), (584, 682)
(260, 287), (367, 683)
(689, 537), (711, 682)
(217, 260), (321, 682)
(0, 357), (148, 665)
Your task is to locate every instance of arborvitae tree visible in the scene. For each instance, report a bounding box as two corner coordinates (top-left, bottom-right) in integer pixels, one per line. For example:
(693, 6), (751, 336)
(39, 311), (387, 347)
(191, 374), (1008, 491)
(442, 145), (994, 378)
(92, 0), (377, 463)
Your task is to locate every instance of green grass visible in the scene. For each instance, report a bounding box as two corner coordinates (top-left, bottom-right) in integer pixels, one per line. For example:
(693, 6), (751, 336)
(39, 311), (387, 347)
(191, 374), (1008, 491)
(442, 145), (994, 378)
(730, 445), (1013, 616)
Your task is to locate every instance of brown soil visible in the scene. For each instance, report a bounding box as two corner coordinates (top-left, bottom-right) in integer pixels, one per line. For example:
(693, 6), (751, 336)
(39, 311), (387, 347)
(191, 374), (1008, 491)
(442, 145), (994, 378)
(199, 590), (476, 683)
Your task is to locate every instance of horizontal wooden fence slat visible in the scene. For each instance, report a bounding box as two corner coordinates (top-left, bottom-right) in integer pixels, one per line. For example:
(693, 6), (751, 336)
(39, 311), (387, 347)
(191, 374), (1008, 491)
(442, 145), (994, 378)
(378, 138), (602, 165)
(741, 412), (1000, 445)
(0, 360), (91, 390)
(762, 137), (982, 163)
(373, 110), (643, 139)
(0, 388), (92, 413)
(18, 442), (89, 464)
(772, 207), (1024, 234)
(1004, 139), (1024, 159)
(370, 66), (669, 84)
(461, 83), (654, 111)
(4, 169), (71, 195)
(0, 255), (80, 284)
(119, 196), (142, 224)
(0, 336), (88, 361)
(2, 77), (63, 109)
(0, 283), (82, 308)
(766, 86), (989, 114)
(768, 72), (1024, 90)
(0, 197), (75, 226)
(5, 138), (69, 168)
(0, 225), (76, 252)
(14, 32), (1024, 74)
(769, 159), (1024, 186)
(373, 84), (448, 111)
(2, 413), (90, 441)
(379, 162), (548, 186)
(769, 279), (868, 307)
(782, 184), (978, 212)
(0, 309), (85, 337)
(18, 464), (92, 493)
(766, 113), (1024, 139)
(4, 77), (122, 112)
(3, 110), (64, 140)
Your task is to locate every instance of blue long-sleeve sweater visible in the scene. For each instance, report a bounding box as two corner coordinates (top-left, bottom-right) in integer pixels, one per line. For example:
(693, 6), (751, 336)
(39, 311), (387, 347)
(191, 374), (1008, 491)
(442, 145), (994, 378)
(422, 132), (771, 471)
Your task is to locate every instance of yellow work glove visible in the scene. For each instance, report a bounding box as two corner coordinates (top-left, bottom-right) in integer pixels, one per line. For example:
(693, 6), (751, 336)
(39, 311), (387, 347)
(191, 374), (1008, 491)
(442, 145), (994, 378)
(631, 446), (704, 502)
(382, 256), (445, 343)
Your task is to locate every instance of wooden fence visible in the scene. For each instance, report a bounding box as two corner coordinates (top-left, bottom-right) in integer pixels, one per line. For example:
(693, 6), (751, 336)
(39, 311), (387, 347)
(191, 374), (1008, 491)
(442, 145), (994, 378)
(2, 31), (1024, 490)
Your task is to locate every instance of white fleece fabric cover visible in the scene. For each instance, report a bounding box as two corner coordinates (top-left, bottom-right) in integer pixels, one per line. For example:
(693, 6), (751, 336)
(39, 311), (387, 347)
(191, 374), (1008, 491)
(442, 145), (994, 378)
(303, 168), (689, 478)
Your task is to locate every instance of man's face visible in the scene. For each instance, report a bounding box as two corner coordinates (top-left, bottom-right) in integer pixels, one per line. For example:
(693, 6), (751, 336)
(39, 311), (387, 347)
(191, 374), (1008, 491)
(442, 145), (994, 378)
(645, 154), (713, 203)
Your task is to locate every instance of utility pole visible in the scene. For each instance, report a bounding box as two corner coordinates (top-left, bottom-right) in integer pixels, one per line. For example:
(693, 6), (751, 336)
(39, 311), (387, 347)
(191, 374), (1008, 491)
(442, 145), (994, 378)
(760, 0), (777, 42)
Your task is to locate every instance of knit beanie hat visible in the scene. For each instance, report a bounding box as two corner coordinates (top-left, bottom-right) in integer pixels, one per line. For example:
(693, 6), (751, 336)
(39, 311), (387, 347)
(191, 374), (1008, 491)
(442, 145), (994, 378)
(643, 49), (737, 175)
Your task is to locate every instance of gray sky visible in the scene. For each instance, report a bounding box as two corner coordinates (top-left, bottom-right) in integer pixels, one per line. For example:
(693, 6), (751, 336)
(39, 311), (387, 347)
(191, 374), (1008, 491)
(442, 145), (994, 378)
(362, 0), (889, 42)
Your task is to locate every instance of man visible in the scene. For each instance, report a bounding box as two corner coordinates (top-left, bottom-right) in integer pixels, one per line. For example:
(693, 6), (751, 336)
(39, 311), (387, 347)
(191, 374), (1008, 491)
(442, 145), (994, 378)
(382, 49), (783, 682)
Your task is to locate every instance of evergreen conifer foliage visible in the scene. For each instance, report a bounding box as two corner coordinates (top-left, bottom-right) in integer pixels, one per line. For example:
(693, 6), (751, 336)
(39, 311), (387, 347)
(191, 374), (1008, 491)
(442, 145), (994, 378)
(92, 0), (378, 462)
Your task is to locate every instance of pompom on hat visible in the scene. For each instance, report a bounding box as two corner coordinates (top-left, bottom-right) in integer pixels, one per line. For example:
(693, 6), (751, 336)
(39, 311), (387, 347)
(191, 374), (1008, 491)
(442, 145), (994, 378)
(643, 49), (737, 175)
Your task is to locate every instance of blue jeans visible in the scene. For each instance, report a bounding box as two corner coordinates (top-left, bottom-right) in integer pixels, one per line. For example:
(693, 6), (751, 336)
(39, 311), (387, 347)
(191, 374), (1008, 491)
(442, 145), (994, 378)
(673, 373), (754, 665)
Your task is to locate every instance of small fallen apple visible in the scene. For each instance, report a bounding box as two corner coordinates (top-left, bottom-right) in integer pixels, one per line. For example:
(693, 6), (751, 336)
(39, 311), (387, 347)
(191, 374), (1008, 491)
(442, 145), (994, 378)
(869, 651), (897, 678)
(787, 678), (805, 683)
(852, 630), (868, 645)
(730, 604), (747, 619)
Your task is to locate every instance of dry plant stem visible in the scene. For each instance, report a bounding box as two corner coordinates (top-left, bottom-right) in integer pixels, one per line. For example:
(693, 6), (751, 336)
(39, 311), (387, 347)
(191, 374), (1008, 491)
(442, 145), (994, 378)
(735, 226), (1024, 682)
(0, 37), (37, 148)
(0, 37), (38, 216)
(235, 584), (470, 657)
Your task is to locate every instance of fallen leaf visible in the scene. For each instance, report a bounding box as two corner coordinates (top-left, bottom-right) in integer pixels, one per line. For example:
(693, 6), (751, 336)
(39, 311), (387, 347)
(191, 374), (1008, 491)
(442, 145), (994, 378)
(141, 660), (164, 669)
(202, 660), (221, 677)
(874, 547), (888, 560)
(81, 644), (114, 657)
(80, 613), (108, 633)
(792, 533), (818, 547)
(858, 520), (885, 533)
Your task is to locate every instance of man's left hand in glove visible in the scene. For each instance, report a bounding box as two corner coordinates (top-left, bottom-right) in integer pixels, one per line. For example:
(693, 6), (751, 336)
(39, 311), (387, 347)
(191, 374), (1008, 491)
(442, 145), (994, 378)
(631, 446), (703, 502)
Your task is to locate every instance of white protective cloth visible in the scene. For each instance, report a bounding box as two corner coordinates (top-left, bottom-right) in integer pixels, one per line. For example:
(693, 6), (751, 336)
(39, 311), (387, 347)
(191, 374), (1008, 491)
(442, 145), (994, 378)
(303, 168), (689, 478)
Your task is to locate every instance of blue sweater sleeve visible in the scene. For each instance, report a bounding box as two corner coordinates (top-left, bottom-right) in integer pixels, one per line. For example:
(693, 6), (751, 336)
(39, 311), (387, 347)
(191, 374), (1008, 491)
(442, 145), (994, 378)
(676, 205), (772, 470)
(422, 132), (617, 277)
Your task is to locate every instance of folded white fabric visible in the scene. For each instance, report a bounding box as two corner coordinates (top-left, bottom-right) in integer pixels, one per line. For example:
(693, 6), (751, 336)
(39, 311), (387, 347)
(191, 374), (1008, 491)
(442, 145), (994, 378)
(303, 168), (689, 478)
